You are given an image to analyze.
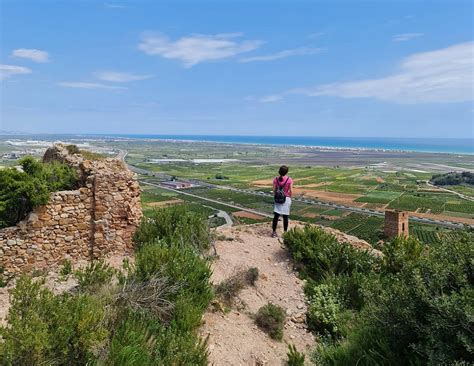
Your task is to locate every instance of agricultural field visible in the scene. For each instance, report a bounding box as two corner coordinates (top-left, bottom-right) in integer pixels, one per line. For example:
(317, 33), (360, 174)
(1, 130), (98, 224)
(121, 140), (473, 222)
(330, 213), (384, 244)
(141, 183), (461, 247)
(1, 136), (472, 224)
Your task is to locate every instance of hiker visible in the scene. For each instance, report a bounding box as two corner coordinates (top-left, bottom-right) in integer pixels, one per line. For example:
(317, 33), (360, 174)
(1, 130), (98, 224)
(272, 165), (293, 237)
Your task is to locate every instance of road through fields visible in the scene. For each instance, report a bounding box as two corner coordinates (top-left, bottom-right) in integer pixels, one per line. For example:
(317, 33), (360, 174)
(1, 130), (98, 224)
(120, 151), (470, 229)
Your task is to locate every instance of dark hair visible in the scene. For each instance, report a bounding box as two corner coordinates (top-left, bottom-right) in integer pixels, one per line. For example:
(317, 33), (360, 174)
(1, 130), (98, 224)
(278, 165), (289, 181)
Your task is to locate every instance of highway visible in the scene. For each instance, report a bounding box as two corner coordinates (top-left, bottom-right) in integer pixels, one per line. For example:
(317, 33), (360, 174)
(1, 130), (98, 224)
(140, 181), (273, 219)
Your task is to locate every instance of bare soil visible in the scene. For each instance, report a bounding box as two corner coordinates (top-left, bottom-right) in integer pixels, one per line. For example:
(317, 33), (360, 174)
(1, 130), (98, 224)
(413, 212), (474, 225)
(147, 198), (184, 207)
(200, 224), (315, 365)
(296, 182), (330, 188)
(233, 211), (266, 220)
(292, 189), (363, 206)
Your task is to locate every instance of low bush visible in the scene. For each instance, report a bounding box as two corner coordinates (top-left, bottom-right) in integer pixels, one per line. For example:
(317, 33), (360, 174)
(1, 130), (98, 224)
(287, 344), (305, 366)
(133, 204), (212, 252)
(0, 157), (78, 228)
(0, 276), (108, 365)
(285, 225), (474, 364)
(106, 311), (208, 365)
(283, 225), (379, 281)
(74, 260), (116, 292)
(59, 259), (73, 278)
(381, 234), (424, 273)
(306, 283), (353, 339)
(255, 303), (286, 341)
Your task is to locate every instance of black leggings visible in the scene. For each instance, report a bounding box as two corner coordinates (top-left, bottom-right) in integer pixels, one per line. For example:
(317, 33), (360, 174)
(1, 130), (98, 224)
(272, 212), (289, 232)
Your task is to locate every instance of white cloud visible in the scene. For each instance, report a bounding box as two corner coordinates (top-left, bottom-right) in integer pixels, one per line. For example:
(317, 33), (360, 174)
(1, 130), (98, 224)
(57, 82), (127, 90)
(0, 64), (32, 80)
(94, 71), (153, 82)
(392, 33), (424, 42)
(12, 48), (49, 62)
(105, 3), (126, 9)
(258, 95), (283, 103)
(307, 32), (325, 39)
(240, 47), (323, 63)
(266, 42), (474, 104)
(138, 32), (263, 67)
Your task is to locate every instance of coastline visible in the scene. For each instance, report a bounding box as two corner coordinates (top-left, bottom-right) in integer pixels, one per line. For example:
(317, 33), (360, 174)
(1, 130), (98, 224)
(1, 133), (473, 155)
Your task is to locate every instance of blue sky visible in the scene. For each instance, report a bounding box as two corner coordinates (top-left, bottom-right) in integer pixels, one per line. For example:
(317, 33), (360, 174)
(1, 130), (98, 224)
(1, 0), (473, 138)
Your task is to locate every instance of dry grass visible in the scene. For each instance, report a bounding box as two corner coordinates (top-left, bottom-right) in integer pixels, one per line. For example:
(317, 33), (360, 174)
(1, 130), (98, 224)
(214, 267), (259, 306)
(116, 275), (181, 323)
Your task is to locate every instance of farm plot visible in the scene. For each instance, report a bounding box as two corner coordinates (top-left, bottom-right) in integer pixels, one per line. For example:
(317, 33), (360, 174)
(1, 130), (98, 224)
(355, 191), (402, 204)
(330, 213), (383, 244)
(444, 202), (474, 214)
(388, 193), (447, 213)
(410, 226), (441, 245)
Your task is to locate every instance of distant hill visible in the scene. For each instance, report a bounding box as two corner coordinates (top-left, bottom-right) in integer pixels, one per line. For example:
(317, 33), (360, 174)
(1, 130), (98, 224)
(430, 171), (474, 186)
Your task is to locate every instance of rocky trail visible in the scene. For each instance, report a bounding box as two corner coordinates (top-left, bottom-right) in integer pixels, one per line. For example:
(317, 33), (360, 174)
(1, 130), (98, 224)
(200, 224), (315, 365)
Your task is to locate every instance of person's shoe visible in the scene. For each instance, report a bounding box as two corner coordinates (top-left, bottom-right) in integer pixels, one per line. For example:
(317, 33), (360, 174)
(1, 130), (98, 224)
(271, 231), (278, 238)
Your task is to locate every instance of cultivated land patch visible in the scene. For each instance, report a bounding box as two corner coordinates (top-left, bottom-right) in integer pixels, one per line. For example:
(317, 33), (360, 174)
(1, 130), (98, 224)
(355, 190), (402, 204)
(147, 198), (184, 207)
(293, 188), (363, 205)
(232, 210), (266, 220)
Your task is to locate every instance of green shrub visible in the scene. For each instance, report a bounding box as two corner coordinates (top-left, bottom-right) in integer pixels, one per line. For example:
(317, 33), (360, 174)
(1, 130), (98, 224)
(382, 235), (424, 273)
(287, 344), (305, 366)
(134, 242), (212, 331)
(106, 311), (208, 365)
(315, 231), (474, 365)
(74, 260), (115, 292)
(133, 205), (211, 252)
(59, 259), (73, 278)
(283, 225), (378, 281)
(0, 276), (108, 365)
(255, 303), (286, 341)
(307, 283), (353, 339)
(0, 157), (78, 228)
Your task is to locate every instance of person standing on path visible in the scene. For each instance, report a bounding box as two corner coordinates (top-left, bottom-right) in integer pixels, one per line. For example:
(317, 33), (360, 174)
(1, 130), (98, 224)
(272, 165), (293, 238)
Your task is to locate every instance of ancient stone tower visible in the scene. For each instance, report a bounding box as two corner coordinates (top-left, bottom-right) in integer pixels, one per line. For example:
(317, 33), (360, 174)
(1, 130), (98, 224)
(384, 210), (409, 238)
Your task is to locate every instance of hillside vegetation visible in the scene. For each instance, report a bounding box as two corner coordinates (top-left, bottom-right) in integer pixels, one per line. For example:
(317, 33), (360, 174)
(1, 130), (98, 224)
(430, 171), (474, 186)
(283, 226), (474, 365)
(0, 205), (213, 364)
(0, 157), (78, 228)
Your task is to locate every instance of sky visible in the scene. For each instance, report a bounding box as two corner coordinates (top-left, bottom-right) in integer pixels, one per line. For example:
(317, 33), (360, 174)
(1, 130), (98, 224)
(0, 0), (473, 138)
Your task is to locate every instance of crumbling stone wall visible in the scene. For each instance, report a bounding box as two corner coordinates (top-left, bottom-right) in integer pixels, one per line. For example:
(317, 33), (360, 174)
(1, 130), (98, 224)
(0, 144), (142, 277)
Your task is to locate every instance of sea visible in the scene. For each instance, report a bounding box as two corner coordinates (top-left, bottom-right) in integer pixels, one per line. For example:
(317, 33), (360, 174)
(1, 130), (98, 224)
(103, 135), (474, 155)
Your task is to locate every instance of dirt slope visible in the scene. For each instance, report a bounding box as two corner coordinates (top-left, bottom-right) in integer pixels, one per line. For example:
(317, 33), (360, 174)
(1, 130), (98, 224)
(200, 224), (315, 365)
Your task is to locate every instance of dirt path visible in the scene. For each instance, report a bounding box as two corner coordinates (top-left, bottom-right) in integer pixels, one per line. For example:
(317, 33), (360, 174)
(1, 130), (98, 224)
(200, 224), (315, 365)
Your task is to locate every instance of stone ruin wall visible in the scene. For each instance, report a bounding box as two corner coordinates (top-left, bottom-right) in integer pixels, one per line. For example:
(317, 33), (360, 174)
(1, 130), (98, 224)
(0, 144), (142, 277)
